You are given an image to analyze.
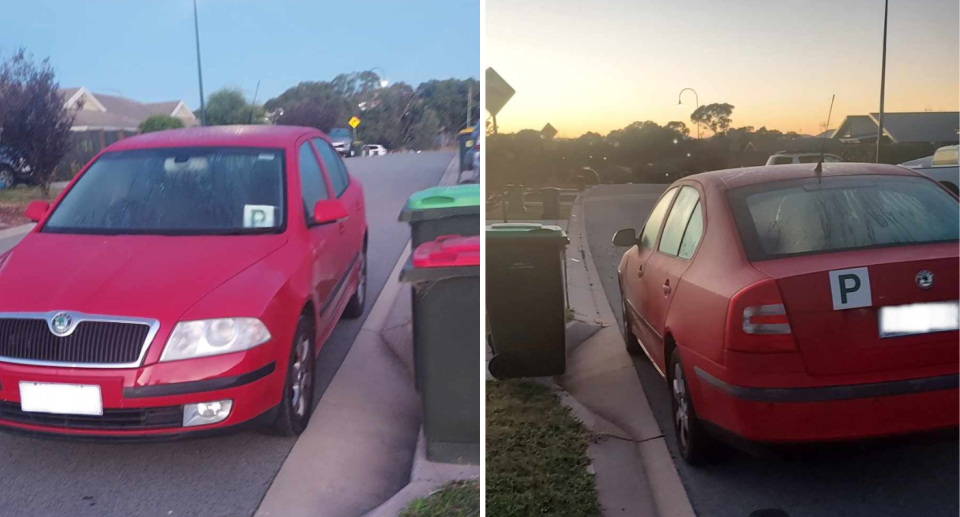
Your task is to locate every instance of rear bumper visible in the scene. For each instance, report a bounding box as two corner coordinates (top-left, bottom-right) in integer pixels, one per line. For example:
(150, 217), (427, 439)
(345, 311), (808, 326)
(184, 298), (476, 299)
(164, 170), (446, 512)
(0, 354), (284, 439)
(691, 366), (959, 443)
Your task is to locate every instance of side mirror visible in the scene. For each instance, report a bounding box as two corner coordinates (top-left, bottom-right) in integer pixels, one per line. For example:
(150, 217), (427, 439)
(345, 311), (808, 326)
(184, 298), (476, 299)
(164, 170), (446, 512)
(24, 201), (51, 223)
(313, 199), (349, 225)
(612, 228), (637, 247)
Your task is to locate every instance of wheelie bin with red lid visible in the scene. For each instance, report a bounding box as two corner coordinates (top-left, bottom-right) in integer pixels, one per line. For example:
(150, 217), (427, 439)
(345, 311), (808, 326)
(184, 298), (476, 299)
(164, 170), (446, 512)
(400, 235), (480, 464)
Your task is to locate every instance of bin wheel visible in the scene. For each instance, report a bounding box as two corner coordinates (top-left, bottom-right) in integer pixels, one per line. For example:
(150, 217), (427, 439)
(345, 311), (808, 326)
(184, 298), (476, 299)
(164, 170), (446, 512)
(487, 354), (518, 380)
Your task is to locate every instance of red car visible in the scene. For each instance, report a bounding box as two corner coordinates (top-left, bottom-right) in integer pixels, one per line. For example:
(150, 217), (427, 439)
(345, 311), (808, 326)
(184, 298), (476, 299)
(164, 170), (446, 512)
(613, 163), (958, 464)
(0, 125), (367, 438)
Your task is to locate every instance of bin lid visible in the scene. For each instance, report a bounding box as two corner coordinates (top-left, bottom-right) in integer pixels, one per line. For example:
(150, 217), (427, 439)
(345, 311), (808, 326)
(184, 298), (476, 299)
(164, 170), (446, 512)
(485, 223), (568, 242)
(399, 184), (481, 221)
(412, 235), (480, 268)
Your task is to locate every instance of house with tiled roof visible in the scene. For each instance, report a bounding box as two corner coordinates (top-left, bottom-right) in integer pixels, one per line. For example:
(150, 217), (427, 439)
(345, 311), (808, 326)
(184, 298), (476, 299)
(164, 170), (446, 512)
(832, 111), (959, 144)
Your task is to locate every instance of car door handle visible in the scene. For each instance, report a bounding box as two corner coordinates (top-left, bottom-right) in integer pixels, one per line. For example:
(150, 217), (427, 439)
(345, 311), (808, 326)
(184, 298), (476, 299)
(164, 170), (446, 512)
(662, 280), (671, 296)
(637, 265), (643, 279)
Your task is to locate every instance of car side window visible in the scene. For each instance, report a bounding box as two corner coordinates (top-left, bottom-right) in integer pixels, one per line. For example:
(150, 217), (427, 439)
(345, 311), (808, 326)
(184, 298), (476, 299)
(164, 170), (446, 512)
(772, 157), (793, 165)
(299, 141), (329, 222)
(658, 186), (700, 256)
(313, 138), (349, 197)
(639, 187), (677, 249)
(678, 201), (703, 259)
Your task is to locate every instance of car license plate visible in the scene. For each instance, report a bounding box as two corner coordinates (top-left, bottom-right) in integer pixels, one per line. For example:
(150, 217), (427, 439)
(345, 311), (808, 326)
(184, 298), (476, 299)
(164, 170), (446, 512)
(879, 301), (960, 338)
(19, 382), (103, 416)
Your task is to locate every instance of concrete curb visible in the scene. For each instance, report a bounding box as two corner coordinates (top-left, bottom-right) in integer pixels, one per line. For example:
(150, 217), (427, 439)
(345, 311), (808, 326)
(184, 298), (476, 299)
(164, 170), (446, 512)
(558, 189), (696, 517)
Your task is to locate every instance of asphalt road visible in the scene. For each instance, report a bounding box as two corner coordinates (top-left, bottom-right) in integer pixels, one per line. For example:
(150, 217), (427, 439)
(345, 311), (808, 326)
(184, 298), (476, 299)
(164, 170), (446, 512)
(0, 151), (453, 517)
(582, 183), (960, 517)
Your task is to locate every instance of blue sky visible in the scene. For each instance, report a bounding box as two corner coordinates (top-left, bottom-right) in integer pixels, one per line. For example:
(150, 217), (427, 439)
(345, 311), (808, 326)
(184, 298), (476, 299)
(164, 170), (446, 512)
(2, 0), (480, 110)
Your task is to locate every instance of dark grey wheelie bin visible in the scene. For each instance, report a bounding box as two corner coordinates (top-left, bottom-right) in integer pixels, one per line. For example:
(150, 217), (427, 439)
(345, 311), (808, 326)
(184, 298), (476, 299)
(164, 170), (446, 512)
(486, 223), (569, 379)
(400, 235), (481, 464)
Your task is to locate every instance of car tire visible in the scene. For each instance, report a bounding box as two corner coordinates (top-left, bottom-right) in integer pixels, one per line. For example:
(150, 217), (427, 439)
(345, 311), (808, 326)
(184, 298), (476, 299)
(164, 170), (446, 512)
(342, 248), (367, 319)
(619, 280), (645, 358)
(0, 165), (15, 190)
(266, 315), (316, 436)
(668, 346), (715, 465)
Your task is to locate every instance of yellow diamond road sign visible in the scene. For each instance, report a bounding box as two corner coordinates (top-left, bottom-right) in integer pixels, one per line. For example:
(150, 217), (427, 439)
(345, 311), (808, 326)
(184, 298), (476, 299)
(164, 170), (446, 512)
(349, 116), (361, 128)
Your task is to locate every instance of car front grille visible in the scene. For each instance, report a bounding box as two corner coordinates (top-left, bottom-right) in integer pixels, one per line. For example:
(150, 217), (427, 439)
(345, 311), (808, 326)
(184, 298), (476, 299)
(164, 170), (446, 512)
(0, 401), (182, 430)
(0, 317), (152, 366)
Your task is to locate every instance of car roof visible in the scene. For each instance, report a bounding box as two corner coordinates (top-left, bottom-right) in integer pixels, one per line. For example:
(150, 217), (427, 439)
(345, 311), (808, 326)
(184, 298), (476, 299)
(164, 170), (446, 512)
(685, 163), (923, 191)
(107, 125), (321, 151)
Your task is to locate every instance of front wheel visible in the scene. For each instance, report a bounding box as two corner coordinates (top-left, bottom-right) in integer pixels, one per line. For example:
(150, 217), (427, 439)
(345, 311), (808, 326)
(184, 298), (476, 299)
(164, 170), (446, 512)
(669, 347), (715, 465)
(0, 165), (15, 190)
(265, 315), (316, 436)
(619, 279), (645, 358)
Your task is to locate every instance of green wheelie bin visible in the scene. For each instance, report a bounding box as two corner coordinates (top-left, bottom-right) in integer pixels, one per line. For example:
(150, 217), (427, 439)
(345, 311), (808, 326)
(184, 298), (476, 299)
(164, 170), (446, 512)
(399, 184), (481, 248)
(486, 223), (569, 378)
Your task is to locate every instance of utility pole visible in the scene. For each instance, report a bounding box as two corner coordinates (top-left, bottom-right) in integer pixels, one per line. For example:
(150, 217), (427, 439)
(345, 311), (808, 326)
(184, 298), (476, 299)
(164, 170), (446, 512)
(193, 0), (206, 127)
(876, 0), (888, 163)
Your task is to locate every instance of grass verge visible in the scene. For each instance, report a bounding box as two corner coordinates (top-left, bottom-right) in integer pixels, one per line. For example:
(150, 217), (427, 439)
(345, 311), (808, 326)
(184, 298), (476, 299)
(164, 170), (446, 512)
(486, 380), (600, 517)
(399, 479), (480, 517)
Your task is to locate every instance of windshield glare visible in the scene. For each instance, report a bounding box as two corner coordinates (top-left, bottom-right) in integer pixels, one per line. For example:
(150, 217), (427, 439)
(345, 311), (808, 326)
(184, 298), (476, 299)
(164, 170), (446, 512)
(44, 147), (285, 235)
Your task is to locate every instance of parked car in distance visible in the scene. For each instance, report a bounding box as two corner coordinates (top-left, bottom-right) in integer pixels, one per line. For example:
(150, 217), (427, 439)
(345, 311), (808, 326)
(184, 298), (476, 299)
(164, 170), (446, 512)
(0, 125), (368, 439)
(362, 144), (387, 156)
(329, 128), (356, 157)
(463, 125), (480, 183)
(613, 163), (958, 464)
(0, 146), (34, 190)
(900, 145), (959, 195)
(766, 151), (843, 165)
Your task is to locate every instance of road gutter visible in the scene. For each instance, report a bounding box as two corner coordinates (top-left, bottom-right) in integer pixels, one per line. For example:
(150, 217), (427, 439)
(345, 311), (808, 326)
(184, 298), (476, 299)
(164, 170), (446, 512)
(558, 189), (696, 517)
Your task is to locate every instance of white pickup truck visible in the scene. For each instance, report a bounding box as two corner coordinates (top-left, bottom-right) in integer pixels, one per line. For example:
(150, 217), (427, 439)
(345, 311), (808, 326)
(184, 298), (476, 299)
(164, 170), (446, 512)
(901, 145), (959, 195)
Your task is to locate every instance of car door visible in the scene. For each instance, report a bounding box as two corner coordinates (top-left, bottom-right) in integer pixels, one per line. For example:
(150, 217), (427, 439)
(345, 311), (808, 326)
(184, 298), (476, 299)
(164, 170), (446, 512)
(297, 139), (343, 340)
(313, 138), (364, 290)
(623, 187), (678, 358)
(638, 185), (703, 370)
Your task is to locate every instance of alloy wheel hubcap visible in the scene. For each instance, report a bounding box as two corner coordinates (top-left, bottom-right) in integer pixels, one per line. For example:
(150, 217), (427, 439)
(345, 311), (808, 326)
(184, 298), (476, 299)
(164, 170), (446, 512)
(673, 363), (690, 449)
(291, 336), (311, 417)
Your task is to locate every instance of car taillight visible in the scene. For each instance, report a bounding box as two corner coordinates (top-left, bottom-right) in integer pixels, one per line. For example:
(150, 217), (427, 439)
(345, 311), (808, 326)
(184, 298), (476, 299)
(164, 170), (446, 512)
(724, 278), (796, 353)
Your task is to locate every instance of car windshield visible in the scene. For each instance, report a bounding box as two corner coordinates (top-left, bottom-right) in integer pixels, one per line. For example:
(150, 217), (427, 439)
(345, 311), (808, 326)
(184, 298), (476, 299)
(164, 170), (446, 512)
(329, 129), (350, 139)
(43, 147), (285, 235)
(728, 175), (959, 260)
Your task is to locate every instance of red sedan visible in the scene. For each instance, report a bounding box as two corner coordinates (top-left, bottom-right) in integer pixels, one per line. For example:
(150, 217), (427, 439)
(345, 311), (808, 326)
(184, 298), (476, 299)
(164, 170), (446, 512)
(0, 125), (367, 438)
(614, 163), (958, 464)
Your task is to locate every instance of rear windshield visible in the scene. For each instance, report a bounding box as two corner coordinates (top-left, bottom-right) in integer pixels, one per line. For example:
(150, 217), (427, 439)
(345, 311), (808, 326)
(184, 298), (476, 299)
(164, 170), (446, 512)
(728, 175), (959, 260)
(44, 147), (285, 235)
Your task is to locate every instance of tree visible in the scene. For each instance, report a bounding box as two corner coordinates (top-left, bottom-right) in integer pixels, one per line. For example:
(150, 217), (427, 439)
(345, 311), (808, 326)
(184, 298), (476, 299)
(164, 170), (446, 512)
(665, 121), (690, 138)
(0, 49), (77, 197)
(138, 114), (185, 133)
(275, 101), (340, 133)
(199, 88), (265, 126)
(690, 103), (734, 135)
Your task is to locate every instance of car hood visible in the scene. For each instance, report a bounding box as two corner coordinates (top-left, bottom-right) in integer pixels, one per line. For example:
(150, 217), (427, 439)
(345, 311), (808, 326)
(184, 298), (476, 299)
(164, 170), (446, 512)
(0, 232), (288, 322)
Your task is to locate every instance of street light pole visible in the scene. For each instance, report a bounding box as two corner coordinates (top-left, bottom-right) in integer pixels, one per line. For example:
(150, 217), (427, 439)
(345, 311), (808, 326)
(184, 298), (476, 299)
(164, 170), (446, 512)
(193, 0), (206, 127)
(678, 88), (700, 139)
(876, 0), (889, 163)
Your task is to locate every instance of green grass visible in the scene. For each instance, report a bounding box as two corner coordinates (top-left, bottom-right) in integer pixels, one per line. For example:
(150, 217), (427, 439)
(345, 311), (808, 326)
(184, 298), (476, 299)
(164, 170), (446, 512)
(0, 185), (60, 205)
(399, 480), (480, 517)
(486, 381), (601, 517)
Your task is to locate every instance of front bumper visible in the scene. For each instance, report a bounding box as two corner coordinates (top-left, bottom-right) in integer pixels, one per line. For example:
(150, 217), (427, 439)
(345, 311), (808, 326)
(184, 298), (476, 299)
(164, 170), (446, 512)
(0, 353), (284, 439)
(690, 364), (959, 443)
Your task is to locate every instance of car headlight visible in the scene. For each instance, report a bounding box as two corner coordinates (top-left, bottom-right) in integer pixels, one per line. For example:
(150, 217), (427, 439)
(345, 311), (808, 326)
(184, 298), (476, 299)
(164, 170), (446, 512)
(160, 318), (271, 362)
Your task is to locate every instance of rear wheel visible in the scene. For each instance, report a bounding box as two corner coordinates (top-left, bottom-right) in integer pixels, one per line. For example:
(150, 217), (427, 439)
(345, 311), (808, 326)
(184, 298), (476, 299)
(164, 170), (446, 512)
(266, 315), (316, 436)
(343, 248), (367, 319)
(669, 347), (715, 465)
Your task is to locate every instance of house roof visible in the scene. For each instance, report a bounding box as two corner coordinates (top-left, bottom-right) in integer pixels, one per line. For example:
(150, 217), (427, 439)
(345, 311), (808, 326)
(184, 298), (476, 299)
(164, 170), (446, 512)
(61, 87), (196, 131)
(832, 112), (959, 144)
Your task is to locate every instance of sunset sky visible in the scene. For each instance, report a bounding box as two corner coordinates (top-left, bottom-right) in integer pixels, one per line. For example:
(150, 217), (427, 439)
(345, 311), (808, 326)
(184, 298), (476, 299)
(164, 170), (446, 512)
(487, 0), (959, 137)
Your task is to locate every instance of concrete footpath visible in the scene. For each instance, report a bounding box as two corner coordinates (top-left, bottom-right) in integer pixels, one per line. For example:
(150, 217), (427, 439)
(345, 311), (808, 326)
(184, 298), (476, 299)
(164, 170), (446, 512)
(556, 194), (696, 517)
(256, 157), (476, 517)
